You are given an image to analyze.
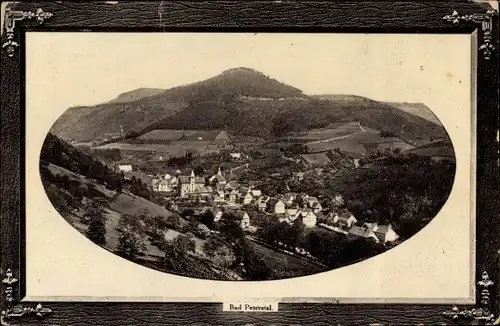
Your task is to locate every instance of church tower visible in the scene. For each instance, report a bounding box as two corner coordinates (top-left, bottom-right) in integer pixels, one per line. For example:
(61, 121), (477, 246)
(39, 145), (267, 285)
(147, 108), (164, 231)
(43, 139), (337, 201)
(189, 170), (195, 193)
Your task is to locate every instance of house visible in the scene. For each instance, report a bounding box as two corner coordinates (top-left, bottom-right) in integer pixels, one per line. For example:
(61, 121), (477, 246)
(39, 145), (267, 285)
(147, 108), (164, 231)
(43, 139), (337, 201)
(235, 210), (250, 229)
(248, 181), (260, 188)
(284, 193), (296, 206)
(213, 208), (224, 222)
(242, 192), (253, 205)
(214, 190), (225, 202)
(157, 179), (171, 192)
(348, 225), (379, 242)
(195, 186), (213, 200)
(333, 212), (358, 229)
(250, 189), (262, 198)
(153, 175), (178, 192)
(179, 170), (205, 198)
(240, 187), (251, 195)
(299, 209), (317, 228)
(228, 189), (239, 203)
(118, 165), (132, 172)
(151, 178), (161, 191)
(257, 198), (268, 211)
(279, 216), (293, 224)
(225, 181), (239, 190)
(319, 223), (349, 235)
(230, 153), (242, 160)
(209, 166), (227, 186)
(283, 208), (300, 224)
(274, 200), (286, 214)
(363, 223), (399, 243)
(310, 201), (322, 214)
(326, 212), (339, 224)
(292, 171), (305, 181)
(164, 173), (172, 180)
(307, 196), (320, 207)
(202, 206), (224, 222)
(259, 195), (270, 203)
(285, 208), (299, 217)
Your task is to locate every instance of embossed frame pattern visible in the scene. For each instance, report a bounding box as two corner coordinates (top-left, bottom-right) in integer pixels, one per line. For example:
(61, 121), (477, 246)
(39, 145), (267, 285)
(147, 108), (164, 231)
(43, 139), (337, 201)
(1, 1), (499, 325)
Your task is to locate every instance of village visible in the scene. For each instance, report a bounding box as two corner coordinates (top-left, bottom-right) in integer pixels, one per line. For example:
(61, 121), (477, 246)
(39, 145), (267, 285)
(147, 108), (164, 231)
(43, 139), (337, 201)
(117, 160), (400, 257)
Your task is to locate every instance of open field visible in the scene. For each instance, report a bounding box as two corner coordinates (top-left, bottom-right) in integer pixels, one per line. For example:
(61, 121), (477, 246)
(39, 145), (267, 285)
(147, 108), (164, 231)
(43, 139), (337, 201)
(305, 129), (414, 155)
(96, 141), (212, 156)
(108, 192), (188, 227)
(47, 163), (116, 198)
(306, 136), (368, 155)
(404, 139), (454, 157)
(246, 239), (327, 279)
(282, 121), (368, 142)
(138, 129), (193, 141)
(101, 207), (204, 259)
(138, 130), (230, 142)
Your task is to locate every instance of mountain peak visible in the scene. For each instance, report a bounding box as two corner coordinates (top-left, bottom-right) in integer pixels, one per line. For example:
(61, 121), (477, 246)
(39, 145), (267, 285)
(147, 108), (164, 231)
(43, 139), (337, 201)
(221, 67), (264, 75)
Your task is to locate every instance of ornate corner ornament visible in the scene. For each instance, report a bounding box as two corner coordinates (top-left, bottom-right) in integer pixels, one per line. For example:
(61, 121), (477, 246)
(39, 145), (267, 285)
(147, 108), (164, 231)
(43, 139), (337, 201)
(443, 9), (498, 60)
(442, 271), (495, 323)
(2, 7), (53, 57)
(1, 269), (52, 325)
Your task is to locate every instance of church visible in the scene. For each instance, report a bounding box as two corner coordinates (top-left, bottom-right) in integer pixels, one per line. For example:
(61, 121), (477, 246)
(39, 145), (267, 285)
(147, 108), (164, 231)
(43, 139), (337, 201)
(208, 166), (227, 186)
(179, 170), (205, 198)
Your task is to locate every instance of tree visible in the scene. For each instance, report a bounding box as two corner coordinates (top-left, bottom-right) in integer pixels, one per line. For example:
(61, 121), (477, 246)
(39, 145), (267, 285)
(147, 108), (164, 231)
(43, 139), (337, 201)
(330, 194), (345, 210)
(341, 238), (385, 265)
(86, 214), (106, 245)
(83, 202), (106, 245)
(238, 240), (271, 281)
(218, 216), (244, 241)
(162, 235), (196, 272)
(303, 229), (346, 267)
(289, 218), (305, 249)
(165, 214), (181, 230)
(380, 130), (396, 138)
(202, 237), (220, 260)
(45, 184), (69, 213)
(181, 208), (195, 218)
(193, 166), (204, 176)
(87, 160), (105, 179)
(116, 214), (147, 258)
(199, 211), (215, 229)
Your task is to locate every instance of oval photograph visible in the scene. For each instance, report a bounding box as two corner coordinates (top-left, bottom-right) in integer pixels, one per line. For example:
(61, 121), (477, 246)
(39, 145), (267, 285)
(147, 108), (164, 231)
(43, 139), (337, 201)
(39, 35), (456, 281)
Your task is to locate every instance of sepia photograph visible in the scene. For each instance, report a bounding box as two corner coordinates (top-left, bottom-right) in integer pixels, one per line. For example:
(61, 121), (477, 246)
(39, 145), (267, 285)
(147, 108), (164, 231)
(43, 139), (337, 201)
(3, 1), (499, 325)
(36, 33), (459, 282)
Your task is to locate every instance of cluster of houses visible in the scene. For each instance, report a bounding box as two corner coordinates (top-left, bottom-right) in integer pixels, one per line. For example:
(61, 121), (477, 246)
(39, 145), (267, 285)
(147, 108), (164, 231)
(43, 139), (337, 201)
(256, 193), (322, 228)
(122, 164), (399, 244)
(318, 212), (399, 244)
(152, 173), (179, 192)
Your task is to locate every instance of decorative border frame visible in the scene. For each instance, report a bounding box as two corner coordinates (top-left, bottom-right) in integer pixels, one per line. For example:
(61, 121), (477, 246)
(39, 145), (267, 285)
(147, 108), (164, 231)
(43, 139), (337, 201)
(1, 1), (499, 325)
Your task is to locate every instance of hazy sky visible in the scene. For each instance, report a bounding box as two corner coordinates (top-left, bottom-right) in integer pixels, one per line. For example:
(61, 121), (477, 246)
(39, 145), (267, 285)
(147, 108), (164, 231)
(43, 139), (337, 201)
(26, 33), (471, 114)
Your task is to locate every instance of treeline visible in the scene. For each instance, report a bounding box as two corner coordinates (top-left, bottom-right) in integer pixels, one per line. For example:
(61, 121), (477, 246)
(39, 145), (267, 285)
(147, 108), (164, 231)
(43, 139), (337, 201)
(215, 216), (272, 281)
(41, 133), (157, 202)
(293, 154), (456, 241)
(167, 152), (194, 168)
(379, 130), (397, 138)
(40, 133), (124, 192)
(254, 216), (385, 269)
(127, 176), (152, 201)
(92, 148), (122, 161)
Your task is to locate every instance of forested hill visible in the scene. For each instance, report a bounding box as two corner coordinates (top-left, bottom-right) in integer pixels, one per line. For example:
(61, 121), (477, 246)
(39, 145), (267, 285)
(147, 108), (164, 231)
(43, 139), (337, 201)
(50, 67), (448, 143)
(40, 133), (124, 190)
